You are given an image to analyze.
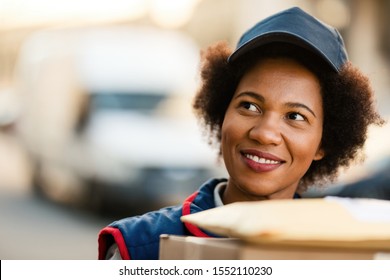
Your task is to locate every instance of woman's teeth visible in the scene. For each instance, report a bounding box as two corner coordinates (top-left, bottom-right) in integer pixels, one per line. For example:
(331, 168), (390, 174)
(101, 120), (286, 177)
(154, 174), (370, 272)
(244, 154), (280, 164)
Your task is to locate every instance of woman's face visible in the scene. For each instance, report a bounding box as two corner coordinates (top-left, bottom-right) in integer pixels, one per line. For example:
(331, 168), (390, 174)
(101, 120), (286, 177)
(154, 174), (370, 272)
(221, 57), (324, 203)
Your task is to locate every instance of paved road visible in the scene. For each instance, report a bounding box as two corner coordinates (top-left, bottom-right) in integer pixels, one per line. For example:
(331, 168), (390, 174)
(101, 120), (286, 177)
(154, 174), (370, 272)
(0, 132), (112, 259)
(0, 187), (112, 260)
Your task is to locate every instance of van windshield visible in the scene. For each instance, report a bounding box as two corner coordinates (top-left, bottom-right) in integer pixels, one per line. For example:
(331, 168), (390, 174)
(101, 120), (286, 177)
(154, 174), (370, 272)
(89, 92), (166, 112)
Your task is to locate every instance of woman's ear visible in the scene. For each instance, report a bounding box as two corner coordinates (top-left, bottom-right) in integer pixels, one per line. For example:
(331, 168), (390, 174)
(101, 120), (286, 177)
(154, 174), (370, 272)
(314, 147), (325, 161)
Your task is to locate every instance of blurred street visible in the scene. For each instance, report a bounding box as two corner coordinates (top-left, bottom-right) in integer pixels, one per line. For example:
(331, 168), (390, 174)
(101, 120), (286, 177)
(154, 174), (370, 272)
(0, 186), (111, 259)
(0, 132), (111, 259)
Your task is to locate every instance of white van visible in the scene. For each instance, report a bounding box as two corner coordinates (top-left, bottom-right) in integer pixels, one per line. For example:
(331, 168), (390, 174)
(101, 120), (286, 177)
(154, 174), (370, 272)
(13, 26), (224, 215)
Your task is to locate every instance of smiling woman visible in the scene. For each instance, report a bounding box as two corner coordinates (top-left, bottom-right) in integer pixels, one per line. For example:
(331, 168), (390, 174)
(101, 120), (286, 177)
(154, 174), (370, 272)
(220, 57), (324, 203)
(98, 6), (384, 260)
(194, 39), (383, 193)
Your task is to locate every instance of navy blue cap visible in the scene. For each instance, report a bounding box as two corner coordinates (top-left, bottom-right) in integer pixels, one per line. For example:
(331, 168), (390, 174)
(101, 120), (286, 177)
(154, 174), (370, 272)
(228, 7), (348, 72)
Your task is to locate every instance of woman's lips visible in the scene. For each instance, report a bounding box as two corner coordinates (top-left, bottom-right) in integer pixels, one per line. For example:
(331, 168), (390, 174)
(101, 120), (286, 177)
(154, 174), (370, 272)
(240, 149), (285, 172)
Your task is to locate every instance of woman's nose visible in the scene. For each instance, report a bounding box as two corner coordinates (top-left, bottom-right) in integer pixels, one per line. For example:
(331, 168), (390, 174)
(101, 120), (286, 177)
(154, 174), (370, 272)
(248, 114), (282, 145)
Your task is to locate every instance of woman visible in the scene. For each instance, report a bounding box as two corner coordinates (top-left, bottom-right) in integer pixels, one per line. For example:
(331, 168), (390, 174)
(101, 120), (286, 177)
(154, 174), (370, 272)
(98, 7), (383, 260)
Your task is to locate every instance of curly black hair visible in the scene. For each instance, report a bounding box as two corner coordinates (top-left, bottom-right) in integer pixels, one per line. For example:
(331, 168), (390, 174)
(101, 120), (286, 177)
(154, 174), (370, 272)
(193, 41), (384, 191)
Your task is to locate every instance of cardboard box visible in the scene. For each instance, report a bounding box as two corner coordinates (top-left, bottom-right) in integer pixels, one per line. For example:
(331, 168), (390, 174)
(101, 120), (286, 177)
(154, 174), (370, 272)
(159, 234), (390, 260)
(169, 198), (390, 259)
(180, 198), (390, 251)
(159, 234), (241, 260)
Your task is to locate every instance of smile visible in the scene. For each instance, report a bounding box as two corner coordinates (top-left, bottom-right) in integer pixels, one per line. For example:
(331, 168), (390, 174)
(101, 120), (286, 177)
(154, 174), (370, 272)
(244, 154), (281, 164)
(240, 150), (285, 173)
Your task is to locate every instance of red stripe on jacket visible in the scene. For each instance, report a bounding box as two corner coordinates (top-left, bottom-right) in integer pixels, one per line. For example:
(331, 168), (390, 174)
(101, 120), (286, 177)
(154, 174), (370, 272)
(98, 227), (131, 260)
(182, 191), (211, 238)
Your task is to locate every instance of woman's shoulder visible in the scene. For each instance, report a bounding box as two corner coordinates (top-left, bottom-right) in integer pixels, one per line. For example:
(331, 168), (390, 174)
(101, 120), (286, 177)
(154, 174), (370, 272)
(99, 204), (185, 259)
(98, 177), (227, 259)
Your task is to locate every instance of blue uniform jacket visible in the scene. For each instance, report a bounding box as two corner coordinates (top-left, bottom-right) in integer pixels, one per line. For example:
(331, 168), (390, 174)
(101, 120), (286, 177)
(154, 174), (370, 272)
(98, 178), (225, 260)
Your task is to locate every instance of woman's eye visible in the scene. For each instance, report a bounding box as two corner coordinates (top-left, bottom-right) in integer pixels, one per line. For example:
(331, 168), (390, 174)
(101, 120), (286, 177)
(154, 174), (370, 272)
(241, 102), (258, 112)
(287, 112), (306, 121)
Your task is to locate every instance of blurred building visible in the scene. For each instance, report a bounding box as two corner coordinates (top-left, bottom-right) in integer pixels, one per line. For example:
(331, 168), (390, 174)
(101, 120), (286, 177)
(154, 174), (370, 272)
(1, 0), (389, 108)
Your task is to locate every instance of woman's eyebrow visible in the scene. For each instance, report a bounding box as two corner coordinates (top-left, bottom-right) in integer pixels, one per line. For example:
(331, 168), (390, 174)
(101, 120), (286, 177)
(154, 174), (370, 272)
(235, 91), (265, 102)
(286, 102), (317, 118)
